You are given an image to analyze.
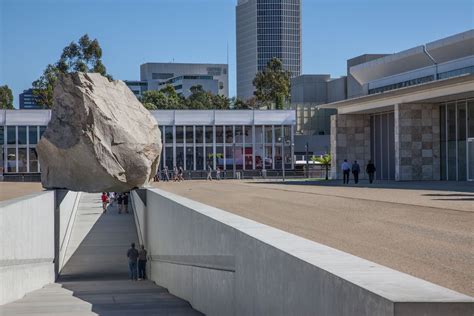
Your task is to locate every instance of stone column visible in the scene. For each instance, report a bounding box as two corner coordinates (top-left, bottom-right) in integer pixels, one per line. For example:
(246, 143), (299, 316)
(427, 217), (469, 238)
(330, 114), (371, 179)
(394, 104), (440, 181)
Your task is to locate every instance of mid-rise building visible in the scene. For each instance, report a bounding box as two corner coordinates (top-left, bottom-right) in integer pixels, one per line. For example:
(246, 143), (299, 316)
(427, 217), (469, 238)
(19, 89), (43, 109)
(140, 63), (228, 97)
(320, 30), (474, 181)
(124, 80), (148, 98)
(236, 0), (302, 100)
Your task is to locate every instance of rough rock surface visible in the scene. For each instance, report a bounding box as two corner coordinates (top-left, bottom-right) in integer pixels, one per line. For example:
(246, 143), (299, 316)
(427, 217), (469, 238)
(37, 73), (162, 192)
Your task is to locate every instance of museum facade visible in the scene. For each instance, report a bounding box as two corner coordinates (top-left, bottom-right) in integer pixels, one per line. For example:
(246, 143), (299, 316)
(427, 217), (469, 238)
(322, 30), (474, 181)
(0, 109), (295, 176)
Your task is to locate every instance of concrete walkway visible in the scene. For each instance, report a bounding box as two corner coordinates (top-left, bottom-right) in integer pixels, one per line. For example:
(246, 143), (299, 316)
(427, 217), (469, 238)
(0, 193), (201, 316)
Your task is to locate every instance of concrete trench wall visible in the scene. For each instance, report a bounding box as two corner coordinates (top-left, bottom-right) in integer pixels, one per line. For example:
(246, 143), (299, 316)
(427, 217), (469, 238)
(132, 188), (473, 316)
(0, 190), (81, 305)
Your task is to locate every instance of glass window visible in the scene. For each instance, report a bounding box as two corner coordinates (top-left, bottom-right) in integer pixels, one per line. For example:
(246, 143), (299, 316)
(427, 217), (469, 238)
(7, 126), (16, 145)
(275, 146), (282, 169)
(165, 147), (173, 170)
(186, 126), (194, 144)
(265, 146), (273, 169)
(176, 147), (184, 168)
(283, 126), (291, 145)
(284, 145), (292, 168)
(205, 126), (213, 143)
(274, 126), (282, 144)
(225, 146), (233, 170)
(216, 126), (224, 144)
(205, 146), (214, 167)
(235, 146), (243, 169)
(165, 126), (173, 144)
(186, 146), (194, 171)
(244, 126), (252, 143)
(440, 105), (446, 180)
(245, 146), (253, 169)
(255, 126), (263, 143)
(29, 148), (38, 173)
(235, 126), (243, 143)
(255, 144), (263, 170)
(18, 126), (27, 145)
(265, 126), (273, 144)
(175, 126), (184, 144)
(216, 146), (224, 169)
(225, 126), (233, 144)
(195, 126), (203, 144)
(447, 103), (456, 180)
(29, 126), (38, 145)
(7, 148), (16, 172)
(196, 146), (204, 170)
(457, 102), (467, 181)
(469, 100), (474, 138)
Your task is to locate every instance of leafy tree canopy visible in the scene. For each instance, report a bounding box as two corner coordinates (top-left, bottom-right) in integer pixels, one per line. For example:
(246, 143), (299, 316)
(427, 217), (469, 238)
(0, 85), (14, 109)
(33, 34), (112, 108)
(252, 58), (291, 110)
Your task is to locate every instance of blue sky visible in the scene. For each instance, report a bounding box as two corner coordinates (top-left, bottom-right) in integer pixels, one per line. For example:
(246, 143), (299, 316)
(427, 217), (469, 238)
(1, 0), (473, 107)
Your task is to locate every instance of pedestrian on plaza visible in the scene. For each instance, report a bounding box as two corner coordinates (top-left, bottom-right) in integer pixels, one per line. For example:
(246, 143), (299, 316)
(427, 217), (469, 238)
(216, 167), (221, 180)
(138, 245), (148, 280)
(163, 166), (170, 182)
(154, 169), (160, 182)
(178, 166), (184, 181)
(123, 193), (129, 213)
(127, 243), (139, 281)
(341, 159), (351, 184)
(352, 160), (361, 184)
(109, 192), (115, 205)
(173, 165), (178, 181)
(117, 193), (123, 214)
(101, 192), (109, 214)
(206, 163), (213, 181)
(366, 160), (376, 184)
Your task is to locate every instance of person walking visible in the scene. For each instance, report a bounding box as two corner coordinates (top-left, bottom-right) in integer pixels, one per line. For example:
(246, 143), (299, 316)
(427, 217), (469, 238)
(123, 193), (129, 214)
(341, 159), (351, 184)
(117, 194), (123, 214)
(216, 167), (221, 180)
(163, 166), (170, 182)
(366, 160), (376, 184)
(138, 245), (148, 280)
(127, 243), (139, 281)
(101, 192), (109, 214)
(177, 166), (184, 181)
(352, 160), (361, 184)
(206, 163), (213, 181)
(173, 165), (178, 181)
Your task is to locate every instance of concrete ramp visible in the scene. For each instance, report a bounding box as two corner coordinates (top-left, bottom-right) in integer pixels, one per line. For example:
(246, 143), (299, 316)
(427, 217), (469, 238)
(0, 193), (201, 316)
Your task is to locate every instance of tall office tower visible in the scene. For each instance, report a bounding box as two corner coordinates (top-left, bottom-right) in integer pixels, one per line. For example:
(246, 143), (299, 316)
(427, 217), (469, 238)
(236, 0), (301, 100)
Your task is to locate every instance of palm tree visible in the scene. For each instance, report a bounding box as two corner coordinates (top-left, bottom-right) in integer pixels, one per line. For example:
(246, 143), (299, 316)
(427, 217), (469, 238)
(312, 154), (331, 180)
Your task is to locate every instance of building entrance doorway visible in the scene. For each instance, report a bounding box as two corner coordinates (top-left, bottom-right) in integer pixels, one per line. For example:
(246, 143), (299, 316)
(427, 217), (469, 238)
(468, 138), (474, 181)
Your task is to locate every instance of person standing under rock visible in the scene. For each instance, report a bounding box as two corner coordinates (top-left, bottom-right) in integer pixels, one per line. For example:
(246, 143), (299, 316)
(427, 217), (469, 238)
(117, 194), (123, 214)
(101, 192), (109, 213)
(341, 159), (351, 184)
(127, 243), (139, 281)
(123, 193), (129, 213)
(138, 245), (148, 280)
(352, 160), (361, 184)
(366, 160), (376, 184)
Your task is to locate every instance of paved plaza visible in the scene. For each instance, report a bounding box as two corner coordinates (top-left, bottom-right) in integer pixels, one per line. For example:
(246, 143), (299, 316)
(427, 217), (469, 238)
(0, 182), (43, 201)
(155, 180), (474, 296)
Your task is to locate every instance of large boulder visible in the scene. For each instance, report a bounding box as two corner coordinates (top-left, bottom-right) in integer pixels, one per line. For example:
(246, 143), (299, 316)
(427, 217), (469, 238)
(37, 72), (162, 192)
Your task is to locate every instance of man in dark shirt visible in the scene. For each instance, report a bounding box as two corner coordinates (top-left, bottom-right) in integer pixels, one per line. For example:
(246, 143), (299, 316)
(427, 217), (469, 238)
(138, 245), (148, 280)
(352, 160), (361, 184)
(127, 243), (139, 281)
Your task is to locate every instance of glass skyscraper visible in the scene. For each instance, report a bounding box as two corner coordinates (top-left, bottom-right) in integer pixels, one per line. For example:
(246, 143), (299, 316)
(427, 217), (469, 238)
(236, 0), (301, 100)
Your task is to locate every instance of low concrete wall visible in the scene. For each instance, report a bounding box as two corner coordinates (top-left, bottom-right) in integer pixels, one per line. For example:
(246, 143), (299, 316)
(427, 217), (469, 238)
(0, 192), (55, 305)
(136, 188), (473, 316)
(0, 190), (81, 305)
(57, 191), (81, 272)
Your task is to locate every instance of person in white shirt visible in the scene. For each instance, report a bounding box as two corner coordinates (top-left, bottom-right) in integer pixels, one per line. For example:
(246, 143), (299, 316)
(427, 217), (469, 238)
(341, 159), (351, 184)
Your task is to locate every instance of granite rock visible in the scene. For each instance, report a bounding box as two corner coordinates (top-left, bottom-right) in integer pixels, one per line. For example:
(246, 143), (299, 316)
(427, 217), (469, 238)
(37, 72), (162, 192)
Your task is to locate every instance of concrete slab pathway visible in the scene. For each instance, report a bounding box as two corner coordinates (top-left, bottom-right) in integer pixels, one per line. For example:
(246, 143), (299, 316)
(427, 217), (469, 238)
(0, 193), (202, 316)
